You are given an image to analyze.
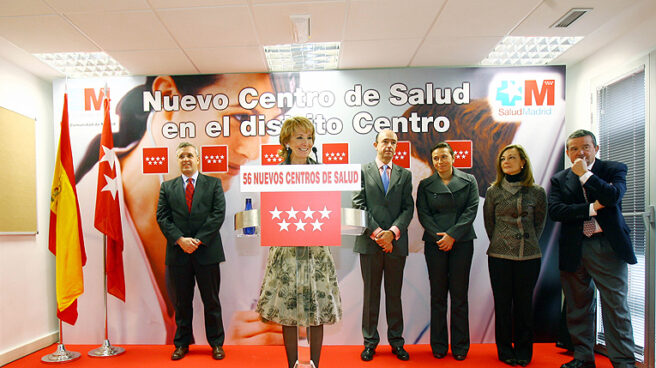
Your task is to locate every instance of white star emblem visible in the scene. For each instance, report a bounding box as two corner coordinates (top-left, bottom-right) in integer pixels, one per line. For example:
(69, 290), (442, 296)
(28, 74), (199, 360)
(502, 80), (523, 101)
(311, 219), (323, 231)
(99, 145), (116, 170)
(277, 219), (290, 231)
(319, 206), (332, 219)
(302, 206), (315, 219)
(270, 207), (282, 219)
(294, 219), (306, 231)
(286, 207), (298, 219)
(101, 174), (119, 200)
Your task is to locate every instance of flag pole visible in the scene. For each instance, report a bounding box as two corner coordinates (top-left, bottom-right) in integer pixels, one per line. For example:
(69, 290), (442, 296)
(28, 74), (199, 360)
(88, 234), (125, 357)
(41, 320), (81, 363)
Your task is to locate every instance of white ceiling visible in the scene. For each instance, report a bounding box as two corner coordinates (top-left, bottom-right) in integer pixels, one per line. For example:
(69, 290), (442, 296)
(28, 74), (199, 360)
(0, 0), (653, 80)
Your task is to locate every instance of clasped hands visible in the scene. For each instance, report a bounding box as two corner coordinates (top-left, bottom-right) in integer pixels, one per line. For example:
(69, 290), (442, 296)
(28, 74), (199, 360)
(435, 232), (455, 251)
(572, 158), (605, 211)
(177, 237), (201, 253)
(375, 230), (394, 253)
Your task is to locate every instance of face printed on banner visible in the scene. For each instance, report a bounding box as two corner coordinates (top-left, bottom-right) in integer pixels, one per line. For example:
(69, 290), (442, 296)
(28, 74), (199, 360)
(287, 128), (314, 163)
(151, 74), (282, 189)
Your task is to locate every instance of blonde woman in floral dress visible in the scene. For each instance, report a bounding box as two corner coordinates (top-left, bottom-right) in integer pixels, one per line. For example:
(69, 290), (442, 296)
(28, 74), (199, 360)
(257, 116), (342, 368)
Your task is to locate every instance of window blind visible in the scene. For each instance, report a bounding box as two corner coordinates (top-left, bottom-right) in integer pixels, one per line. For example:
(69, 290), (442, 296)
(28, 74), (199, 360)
(596, 66), (646, 362)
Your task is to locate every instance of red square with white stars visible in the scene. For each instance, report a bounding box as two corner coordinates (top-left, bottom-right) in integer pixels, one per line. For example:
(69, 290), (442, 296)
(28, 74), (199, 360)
(393, 141), (411, 169)
(201, 145), (228, 173)
(447, 140), (473, 168)
(322, 143), (349, 164)
(142, 147), (168, 174)
(261, 144), (284, 166)
(260, 191), (341, 247)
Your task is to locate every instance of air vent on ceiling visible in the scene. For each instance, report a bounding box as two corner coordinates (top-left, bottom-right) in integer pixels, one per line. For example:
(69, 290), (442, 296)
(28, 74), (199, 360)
(551, 8), (591, 28)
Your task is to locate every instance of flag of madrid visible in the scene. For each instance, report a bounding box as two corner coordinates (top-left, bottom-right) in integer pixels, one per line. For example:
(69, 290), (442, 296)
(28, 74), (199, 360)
(201, 145), (228, 172)
(260, 191), (341, 247)
(261, 144), (284, 165)
(393, 141), (411, 169)
(447, 140), (473, 168)
(142, 147), (168, 174)
(322, 143), (349, 164)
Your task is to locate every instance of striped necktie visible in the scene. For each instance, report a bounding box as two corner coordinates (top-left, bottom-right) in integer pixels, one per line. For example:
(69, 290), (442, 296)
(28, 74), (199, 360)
(185, 178), (195, 213)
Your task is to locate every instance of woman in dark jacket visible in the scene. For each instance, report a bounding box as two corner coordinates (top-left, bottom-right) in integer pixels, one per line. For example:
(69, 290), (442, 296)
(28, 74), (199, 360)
(483, 144), (547, 367)
(416, 142), (479, 360)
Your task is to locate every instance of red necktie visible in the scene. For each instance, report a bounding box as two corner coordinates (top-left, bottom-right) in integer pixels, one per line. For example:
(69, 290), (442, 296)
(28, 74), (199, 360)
(581, 186), (596, 237)
(186, 178), (194, 213)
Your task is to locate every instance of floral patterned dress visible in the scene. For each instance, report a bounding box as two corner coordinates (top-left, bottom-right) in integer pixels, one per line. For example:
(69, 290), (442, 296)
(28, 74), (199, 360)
(256, 246), (342, 326)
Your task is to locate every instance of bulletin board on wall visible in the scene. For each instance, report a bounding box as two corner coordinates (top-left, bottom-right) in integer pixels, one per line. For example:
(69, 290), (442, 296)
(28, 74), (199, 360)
(0, 106), (37, 234)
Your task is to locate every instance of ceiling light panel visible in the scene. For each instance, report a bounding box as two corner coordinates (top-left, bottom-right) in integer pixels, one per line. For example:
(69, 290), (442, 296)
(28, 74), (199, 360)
(480, 36), (583, 66)
(264, 42), (340, 72)
(33, 52), (129, 78)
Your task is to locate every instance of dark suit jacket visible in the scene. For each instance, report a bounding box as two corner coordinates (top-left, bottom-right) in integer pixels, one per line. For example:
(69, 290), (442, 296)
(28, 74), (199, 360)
(548, 159), (637, 272)
(156, 173), (226, 266)
(352, 161), (414, 256)
(416, 168), (479, 244)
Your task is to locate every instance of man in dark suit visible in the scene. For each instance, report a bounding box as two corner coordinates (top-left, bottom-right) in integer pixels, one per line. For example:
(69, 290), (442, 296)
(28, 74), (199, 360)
(352, 129), (414, 362)
(156, 142), (226, 361)
(549, 130), (637, 368)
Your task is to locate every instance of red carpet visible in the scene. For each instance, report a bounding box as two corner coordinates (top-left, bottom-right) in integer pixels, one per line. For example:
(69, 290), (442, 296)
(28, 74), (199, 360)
(7, 343), (614, 367)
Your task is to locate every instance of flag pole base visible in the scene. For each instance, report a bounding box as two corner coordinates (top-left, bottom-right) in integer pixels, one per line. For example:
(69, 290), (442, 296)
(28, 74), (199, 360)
(87, 340), (125, 357)
(41, 344), (81, 364)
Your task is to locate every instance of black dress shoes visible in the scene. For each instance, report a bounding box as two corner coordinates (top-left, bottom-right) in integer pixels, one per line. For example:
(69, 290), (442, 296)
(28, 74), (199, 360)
(171, 346), (188, 360)
(561, 359), (596, 368)
(501, 358), (517, 366)
(516, 359), (530, 367)
(212, 346), (225, 360)
(454, 354), (467, 361)
(392, 346), (410, 361)
(360, 347), (375, 361)
(433, 352), (447, 359)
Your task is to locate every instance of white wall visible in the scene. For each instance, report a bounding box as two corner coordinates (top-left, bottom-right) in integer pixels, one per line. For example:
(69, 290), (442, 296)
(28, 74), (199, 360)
(565, 0), (656, 136)
(0, 56), (57, 365)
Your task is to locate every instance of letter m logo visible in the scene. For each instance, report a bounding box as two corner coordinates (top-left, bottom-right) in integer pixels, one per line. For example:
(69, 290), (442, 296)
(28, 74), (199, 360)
(84, 88), (109, 111)
(524, 80), (554, 106)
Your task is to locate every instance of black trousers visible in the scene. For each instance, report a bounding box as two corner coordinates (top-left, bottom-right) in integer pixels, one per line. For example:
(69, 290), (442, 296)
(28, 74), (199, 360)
(359, 252), (406, 349)
(166, 258), (224, 348)
(424, 240), (473, 356)
(488, 256), (541, 361)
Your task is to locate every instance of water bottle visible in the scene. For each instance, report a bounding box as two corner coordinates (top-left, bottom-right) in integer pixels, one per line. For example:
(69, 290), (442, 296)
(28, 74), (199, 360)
(244, 197), (255, 235)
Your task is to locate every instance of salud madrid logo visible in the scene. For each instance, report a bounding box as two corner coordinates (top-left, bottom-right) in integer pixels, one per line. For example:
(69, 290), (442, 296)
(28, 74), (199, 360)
(488, 74), (559, 121)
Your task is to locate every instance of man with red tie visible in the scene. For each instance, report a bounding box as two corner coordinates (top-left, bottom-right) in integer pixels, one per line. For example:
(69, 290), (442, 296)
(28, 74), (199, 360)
(549, 130), (637, 368)
(156, 142), (226, 360)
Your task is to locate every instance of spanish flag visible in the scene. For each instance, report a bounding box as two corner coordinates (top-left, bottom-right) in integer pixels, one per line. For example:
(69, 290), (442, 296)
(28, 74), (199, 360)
(49, 94), (87, 325)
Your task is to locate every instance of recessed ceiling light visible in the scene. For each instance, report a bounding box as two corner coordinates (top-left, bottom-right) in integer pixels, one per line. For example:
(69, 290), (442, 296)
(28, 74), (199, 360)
(264, 42), (340, 72)
(33, 52), (129, 78)
(481, 36), (583, 66)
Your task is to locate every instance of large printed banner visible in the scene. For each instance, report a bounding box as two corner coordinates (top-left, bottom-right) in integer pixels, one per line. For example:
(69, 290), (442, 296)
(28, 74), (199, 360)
(53, 66), (566, 346)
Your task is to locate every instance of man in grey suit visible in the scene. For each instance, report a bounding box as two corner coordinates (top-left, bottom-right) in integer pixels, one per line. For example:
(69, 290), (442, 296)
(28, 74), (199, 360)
(156, 142), (226, 361)
(352, 129), (414, 362)
(549, 130), (637, 368)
